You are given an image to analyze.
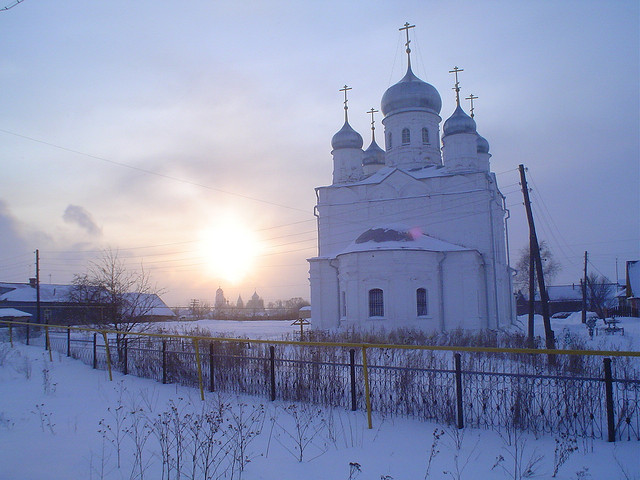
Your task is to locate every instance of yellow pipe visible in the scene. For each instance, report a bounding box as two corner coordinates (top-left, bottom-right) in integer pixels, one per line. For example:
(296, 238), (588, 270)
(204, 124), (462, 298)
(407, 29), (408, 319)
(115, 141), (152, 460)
(193, 338), (205, 401)
(102, 331), (113, 381)
(362, 346), (372, 429)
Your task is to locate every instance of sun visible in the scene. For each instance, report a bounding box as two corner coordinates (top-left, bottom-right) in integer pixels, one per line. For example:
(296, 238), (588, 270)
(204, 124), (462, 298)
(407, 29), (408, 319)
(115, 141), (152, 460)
(199, 216), (262, 284)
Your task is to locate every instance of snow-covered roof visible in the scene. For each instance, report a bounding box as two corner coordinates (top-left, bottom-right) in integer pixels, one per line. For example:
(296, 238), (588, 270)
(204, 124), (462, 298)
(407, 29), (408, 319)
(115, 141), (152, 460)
(317, 164), (452, 190)
(0, 283), (75, 303)
(0, 308), (32, 318)
(337, 226), (471, 256)
(524, 284), (618, 302)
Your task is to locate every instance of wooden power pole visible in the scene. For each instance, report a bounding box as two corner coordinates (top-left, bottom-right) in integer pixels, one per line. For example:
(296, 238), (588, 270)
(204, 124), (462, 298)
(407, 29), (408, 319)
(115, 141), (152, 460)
(519, 165), (554, 350)
(581, 251), (588, 323)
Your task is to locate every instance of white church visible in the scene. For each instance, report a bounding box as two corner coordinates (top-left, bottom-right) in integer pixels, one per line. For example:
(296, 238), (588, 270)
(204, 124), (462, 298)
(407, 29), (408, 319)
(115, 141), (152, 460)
(308, 25), (515, 332)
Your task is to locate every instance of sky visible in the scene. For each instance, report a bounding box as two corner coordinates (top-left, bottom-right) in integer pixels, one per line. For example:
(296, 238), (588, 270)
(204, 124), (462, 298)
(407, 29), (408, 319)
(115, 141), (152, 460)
(0, 0), (638, 307)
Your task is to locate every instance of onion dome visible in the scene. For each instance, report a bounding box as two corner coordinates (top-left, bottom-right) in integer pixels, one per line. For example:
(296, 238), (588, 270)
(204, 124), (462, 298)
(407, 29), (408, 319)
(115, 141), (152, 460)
(381, 65), (442, 116)
(443, 105), (476, 137)
(476, 133), (490, 154)
(362, 140), (385, 166)
(331, 121), (363, 150)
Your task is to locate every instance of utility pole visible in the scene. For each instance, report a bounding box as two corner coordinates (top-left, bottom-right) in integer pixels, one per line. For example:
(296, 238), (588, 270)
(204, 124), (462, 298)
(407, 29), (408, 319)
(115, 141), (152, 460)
(519, 165), (554, 350)
(528, 236), (536, 347)
(582, 251), (588, 323)
(35, 249), (41, 326)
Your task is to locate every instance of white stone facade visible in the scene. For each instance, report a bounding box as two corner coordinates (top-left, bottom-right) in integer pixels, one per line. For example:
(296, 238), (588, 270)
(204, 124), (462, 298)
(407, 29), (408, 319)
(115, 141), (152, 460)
(308, 56), (515, 332)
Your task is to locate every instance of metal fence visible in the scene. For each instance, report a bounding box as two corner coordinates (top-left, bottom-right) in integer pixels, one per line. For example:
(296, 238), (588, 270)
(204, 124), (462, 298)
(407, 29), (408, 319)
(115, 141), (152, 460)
(2, 321), (639, 442)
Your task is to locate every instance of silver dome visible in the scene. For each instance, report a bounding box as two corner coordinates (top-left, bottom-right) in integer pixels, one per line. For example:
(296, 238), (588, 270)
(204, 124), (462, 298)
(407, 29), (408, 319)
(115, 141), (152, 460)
(362, 139), (385, 165)
(443, 105), (476, 137)
(331, 121), (363, 150)
(476, 133), (490, 154)
(381, 66), (442, 116)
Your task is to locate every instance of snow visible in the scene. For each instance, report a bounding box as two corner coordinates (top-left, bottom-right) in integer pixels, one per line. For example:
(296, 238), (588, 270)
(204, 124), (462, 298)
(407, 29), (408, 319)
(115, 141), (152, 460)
(0, 341), (638, 480)
(1, 312), (639, 479)
(0, 308), (32, 318)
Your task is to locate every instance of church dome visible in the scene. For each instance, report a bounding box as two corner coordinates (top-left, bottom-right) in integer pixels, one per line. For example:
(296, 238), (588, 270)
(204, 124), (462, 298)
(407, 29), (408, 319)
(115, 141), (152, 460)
(381, 66), (442, 116)
(477, 133), (490, 154)
(362, 140), (385, 166)
(331, 121), (364, 150)
(443, 105), (476, 137)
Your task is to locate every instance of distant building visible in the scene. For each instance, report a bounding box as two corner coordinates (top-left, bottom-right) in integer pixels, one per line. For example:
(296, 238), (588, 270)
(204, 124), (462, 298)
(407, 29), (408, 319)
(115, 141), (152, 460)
(214, 286), (227, 309)
(246, 290), (265, 311)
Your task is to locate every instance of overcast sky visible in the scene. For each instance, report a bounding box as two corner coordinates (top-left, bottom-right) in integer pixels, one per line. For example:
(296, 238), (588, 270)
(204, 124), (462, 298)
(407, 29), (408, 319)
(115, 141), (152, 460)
(1, 0), (638, 306)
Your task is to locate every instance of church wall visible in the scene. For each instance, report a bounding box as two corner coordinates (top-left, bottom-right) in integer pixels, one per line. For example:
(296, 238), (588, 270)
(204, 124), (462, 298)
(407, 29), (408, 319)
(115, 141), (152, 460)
(308, 258), (340, 329)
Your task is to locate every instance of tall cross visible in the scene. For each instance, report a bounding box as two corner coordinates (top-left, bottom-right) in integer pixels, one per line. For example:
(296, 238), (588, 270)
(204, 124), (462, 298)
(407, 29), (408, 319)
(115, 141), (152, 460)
(399, 22), (415, 67)
(465, 93), (478, 118)
(448, 66), (464, 106)
(339, 85), (352, 122)
(367, 107), (379, 141)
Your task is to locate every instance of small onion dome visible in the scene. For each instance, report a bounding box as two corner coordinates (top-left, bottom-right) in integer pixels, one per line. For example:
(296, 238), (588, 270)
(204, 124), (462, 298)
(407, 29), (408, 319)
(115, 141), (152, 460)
(477, 133), (490, 154)
(443, 105), (477, 137)
(331, 121), (363, 150)
(362, 140), (385, 166)
(381, 65), (442, 116)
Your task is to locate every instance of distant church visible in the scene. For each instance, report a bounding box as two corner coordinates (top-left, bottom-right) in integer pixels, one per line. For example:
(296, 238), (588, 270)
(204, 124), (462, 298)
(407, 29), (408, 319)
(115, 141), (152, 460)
(308, 24), (515, 332)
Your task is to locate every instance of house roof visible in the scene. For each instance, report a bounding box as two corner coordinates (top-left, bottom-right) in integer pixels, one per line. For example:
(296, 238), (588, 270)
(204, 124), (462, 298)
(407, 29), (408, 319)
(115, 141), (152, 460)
(0, 308), (32, 318)
(0, 283), (74, 303)
(628, 260), (640, 298)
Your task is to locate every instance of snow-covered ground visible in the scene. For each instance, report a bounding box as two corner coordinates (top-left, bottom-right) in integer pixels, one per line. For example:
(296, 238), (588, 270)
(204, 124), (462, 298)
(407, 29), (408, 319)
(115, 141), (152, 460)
(149, 319), (299, 340)
(0, 340), (638, 480)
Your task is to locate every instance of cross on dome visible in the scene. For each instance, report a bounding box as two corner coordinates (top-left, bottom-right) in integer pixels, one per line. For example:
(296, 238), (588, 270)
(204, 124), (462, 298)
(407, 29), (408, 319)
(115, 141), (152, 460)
(367, 107), (378, 141)
(448, 66), (464, 106)
(465, 93), (478, 118)
(339, 84), (352, 122)
(399, 22), (415, 68)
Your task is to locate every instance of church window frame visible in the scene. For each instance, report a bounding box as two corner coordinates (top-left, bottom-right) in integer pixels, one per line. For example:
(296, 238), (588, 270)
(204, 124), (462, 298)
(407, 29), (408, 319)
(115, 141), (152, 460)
(401, 128), (410, 145)
(386, 132), (392, 150)
(422, 127), (430, 145)
(368, 288), (384, 317)
(416, 288), (428, 317)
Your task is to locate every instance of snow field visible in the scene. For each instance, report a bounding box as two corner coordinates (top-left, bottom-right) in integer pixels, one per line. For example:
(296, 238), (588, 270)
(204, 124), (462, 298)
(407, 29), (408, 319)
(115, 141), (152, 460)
(0, 341), (638, 480)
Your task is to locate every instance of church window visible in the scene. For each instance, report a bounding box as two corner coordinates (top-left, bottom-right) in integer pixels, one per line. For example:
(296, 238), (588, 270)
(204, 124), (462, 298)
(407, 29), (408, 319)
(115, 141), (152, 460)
(386, 132), (392, 150)
(422, 128), (430, 145)
(402, 128), (410, 145)
(417, 288), (428, 316)
(368, 288), (384, 317)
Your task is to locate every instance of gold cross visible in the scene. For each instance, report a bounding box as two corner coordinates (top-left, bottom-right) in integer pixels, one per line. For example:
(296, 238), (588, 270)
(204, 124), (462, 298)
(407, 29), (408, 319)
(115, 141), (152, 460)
(339, 85), (352, 121)
(449, 66), (464, 105)
(399, 22), (415, 52)
(465, 93), (478, 118)
(367, 107), (379, 141)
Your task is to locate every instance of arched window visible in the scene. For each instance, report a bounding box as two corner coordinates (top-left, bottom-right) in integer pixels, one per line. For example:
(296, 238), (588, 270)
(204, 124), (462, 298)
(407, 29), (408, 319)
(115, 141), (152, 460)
(422, 128), (430, 145)
(417, 288), (428, 316)
(386, 132), (392, 150)
(401, 128), (410, 145)
(369, 288), (384, 317)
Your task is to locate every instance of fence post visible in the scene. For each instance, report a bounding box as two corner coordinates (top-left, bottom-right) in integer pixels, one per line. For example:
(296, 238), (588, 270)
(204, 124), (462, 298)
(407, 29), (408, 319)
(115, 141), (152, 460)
(162, 340), (167, 384)
(45, 325), (52, 362)
(362, 346), (372, 429)
(269, 345), (276, 401)
(209, 342), (215, 392)
(66, 328), (71, 357)
(350, 349), (357, 411)
(92, 333), (97, 369)
(9, 323), (13, 348)
(123, 337), (128, 375)
(102, 331), (113, 381)
(454, 353), (464, 429)
(26, 322), (29, 346)
(193, 338), (205, 401)
(603, 357), (616, 442)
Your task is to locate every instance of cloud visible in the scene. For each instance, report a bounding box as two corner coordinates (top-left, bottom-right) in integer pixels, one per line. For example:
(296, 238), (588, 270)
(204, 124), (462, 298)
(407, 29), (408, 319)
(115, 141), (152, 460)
(63, 205), (102, 236)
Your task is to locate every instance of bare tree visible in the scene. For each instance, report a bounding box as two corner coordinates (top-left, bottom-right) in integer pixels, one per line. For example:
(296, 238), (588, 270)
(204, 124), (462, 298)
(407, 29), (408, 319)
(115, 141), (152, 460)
(514, 240), (561, 294)
(68, 249), (165, 334)
(586, 273), (617, 319)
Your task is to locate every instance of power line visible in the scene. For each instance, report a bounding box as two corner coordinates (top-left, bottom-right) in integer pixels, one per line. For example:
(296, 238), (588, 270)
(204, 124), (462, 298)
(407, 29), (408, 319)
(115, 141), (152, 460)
(0, 0), (25, 12)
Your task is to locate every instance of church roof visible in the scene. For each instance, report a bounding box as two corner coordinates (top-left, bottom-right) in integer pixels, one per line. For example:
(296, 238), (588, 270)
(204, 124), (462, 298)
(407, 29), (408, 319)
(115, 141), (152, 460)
(381, 65), (442, 116)
(331, 121), (363, 150)
(337, 226), (471, 256)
